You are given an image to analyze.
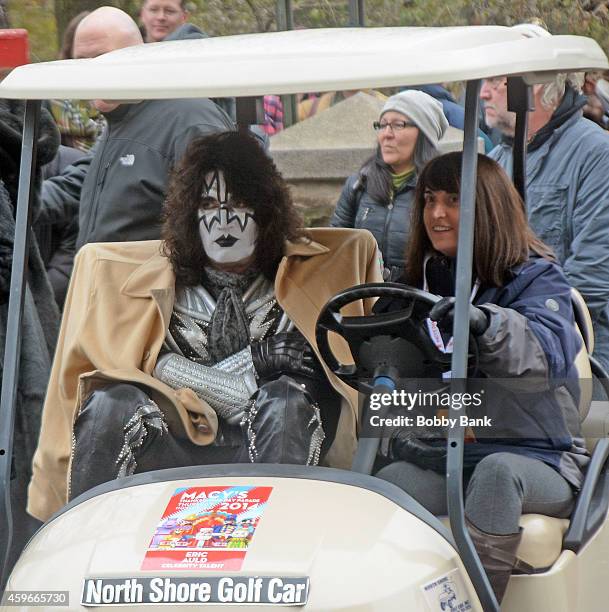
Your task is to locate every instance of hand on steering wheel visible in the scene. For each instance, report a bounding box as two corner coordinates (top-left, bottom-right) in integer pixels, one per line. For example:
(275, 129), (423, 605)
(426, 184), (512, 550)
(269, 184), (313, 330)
(430, 297), (490, 337)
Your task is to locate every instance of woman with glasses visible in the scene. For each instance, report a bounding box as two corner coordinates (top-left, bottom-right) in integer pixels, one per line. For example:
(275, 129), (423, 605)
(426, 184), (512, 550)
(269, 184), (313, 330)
(331, 90), (448, 280)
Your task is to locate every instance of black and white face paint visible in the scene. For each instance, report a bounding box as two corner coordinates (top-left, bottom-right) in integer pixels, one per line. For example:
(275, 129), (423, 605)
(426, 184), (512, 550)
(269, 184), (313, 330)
(198, 170), (257, 265)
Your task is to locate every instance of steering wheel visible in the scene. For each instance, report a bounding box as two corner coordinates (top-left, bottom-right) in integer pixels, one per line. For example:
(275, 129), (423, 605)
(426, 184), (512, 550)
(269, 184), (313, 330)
(315, 282), (452, 392)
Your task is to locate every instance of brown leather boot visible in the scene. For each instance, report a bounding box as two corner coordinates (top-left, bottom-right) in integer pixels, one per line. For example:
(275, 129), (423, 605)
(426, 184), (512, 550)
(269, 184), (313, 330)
(466, 519), (534, 604)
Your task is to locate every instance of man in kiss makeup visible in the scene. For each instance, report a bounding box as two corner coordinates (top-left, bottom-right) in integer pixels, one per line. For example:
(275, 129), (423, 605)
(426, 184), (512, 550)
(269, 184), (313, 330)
(28, 131), (383, 521)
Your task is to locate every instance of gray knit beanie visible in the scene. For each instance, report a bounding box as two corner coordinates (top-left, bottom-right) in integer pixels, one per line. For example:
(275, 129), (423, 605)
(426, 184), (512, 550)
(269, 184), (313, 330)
(380, 90), (448, 149)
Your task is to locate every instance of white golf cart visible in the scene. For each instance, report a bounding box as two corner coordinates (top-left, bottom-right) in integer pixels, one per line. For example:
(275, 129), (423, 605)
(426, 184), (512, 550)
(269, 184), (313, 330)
(1, 24), (608, 611)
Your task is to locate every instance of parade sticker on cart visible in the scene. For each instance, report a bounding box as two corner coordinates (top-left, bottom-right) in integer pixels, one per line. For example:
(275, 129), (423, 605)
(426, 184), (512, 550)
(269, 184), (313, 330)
(142, 486), (272, 571)
(421, 568), (473, 611)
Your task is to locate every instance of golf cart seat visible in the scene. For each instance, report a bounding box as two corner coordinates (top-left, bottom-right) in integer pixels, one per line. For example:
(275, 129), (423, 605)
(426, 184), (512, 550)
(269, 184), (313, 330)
(441, 288), (604, 572)
(571, 287), (594, 355)
(572, 288), (594, 431)
(573, 287), (609, 449)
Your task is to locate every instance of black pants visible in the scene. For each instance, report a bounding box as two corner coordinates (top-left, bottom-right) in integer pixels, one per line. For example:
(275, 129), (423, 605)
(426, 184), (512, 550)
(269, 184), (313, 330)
(70, 376), (335, 501)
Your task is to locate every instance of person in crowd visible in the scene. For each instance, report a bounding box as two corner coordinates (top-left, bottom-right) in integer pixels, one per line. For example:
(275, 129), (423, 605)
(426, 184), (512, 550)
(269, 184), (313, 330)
(583, 92), (607, 129)
(139, 0), (238, 122)
(0, 98), (61, 569)
(43, 11), (104, 309)
(39, 6), (233, 253)
(138, 0), (272, 130)
(262, 94), (284, 135)
(480, 72), (609, 373)
(375, 152), (588, 604)
(331, 90), (448, 280)
(49, 11), (105, 153)
(593, 77), (609, 128)
(579, 72), (608, 128)
(583, 70), (603, 98)
(27, 130), (383, 522)
(140, 0), (191, 43)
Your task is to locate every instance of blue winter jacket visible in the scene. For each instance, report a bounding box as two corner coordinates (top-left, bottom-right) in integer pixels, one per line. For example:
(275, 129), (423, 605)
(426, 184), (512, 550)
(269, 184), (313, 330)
(331, 173), (415, 280)
(490, 112), (609, 373)
(377, 256), (589, 488)
(463, 257), (589, 489)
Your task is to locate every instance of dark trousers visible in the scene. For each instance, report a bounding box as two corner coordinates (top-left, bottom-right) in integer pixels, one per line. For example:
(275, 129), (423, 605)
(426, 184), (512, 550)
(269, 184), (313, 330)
(376, 452), (574, 535)
(70, 376), (334, 501)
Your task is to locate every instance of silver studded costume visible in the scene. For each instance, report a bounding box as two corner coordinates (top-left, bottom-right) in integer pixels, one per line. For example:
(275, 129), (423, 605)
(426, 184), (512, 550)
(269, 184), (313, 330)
(69, 272), (328, 495)
(152, 273), (326, 464)
(115, 400), (168, 478)
(154, 275), (291, 423)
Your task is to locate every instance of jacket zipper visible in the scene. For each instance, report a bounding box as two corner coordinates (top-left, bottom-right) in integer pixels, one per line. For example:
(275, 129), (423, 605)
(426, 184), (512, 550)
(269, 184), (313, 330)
(86, 161), (111, 240)
(381, 194), (395, 259)
(82, 123), (112, 243)
(67, 404), (84, 501)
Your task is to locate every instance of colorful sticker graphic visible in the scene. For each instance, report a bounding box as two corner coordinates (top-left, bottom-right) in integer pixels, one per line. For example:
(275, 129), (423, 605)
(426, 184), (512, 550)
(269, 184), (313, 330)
(421, 568), (473, 611)
(142, 486), (272, 571)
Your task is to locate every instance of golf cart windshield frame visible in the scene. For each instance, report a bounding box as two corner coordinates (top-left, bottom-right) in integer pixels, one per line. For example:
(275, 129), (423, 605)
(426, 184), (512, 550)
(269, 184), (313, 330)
(1, 24), (608, 610)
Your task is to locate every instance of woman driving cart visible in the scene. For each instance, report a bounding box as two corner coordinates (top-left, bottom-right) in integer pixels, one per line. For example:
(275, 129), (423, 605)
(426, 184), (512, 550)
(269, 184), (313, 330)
(374, 152), (589, 604)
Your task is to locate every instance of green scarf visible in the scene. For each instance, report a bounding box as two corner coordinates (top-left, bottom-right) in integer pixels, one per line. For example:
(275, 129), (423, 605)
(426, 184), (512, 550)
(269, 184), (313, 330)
(391, 168), (415, 192)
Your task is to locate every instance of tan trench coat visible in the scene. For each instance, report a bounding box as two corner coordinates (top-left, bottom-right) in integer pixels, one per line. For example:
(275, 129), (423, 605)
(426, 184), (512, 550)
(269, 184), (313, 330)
(28, 227), (383, 521)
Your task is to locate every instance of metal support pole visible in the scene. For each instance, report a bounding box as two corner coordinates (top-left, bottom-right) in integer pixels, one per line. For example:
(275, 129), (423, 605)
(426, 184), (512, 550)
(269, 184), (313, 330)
(507, 76), (533, 207)
(348, 0), (366, 26)
(281, 90), (298, 129)
(0, 100), (41, 589)
(276, 0), (297, 127)
(235, 96), (260, 127)
(446, 80), (498, 612)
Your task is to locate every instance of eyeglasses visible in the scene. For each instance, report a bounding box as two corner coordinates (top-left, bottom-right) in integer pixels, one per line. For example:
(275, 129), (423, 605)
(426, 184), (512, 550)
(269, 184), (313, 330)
(372, 120), (417, 132)
(484, 76), (507, 91)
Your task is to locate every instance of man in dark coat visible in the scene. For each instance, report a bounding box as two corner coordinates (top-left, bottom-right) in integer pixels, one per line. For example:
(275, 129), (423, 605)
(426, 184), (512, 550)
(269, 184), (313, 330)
(0, 98), (61, 569)
(41, 7), (234, 252)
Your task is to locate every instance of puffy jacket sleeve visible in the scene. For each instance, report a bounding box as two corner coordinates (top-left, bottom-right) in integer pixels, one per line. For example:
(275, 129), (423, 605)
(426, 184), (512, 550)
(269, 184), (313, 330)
(331, 174), (360, 228)
(38, 152), (92, 226)
(476, 261), (581, 388)
(46, 219), (77, 308)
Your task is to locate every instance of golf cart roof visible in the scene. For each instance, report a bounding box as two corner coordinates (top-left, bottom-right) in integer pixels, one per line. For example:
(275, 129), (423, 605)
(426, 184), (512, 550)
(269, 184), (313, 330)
(0, 24), (607, 100)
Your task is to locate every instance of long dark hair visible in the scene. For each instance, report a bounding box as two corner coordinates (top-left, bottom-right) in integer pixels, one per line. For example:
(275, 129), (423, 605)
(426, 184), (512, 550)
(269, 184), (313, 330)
(405, 152), (555, 287)
(162, 131), (303, 285)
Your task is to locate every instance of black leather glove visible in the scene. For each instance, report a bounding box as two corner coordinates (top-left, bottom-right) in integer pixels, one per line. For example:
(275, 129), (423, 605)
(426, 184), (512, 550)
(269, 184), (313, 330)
(429, 297), (489, 337)
(389, 426), (447, 473)
(251, 332), (323, 381)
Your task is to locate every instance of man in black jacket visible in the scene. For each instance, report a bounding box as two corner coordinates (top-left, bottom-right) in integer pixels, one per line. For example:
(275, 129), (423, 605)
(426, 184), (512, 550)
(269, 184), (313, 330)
(40, 6), (234, 252)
